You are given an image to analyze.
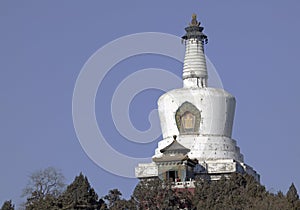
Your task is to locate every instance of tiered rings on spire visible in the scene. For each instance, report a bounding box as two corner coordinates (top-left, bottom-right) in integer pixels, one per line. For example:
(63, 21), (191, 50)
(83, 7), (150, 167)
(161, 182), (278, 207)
(182, 14), (208, 88)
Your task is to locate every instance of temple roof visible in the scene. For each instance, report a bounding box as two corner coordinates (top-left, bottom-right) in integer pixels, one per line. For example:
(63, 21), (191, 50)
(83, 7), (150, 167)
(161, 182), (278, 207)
(153, 136), (197, 164)
(160, 136), (190, 154)
(152, 154), (189, 162)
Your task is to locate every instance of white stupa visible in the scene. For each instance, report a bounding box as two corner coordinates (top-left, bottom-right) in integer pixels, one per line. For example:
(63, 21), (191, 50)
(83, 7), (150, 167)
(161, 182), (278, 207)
(135, 14), (259, 182)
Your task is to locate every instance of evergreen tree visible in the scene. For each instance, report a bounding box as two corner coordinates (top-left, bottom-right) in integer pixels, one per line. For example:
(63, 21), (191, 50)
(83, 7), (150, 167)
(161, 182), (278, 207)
(191, 173), (300, 209)
(107, 198), (136, 210)
(104, 189), (121, 209)
(193, 173), (269, 209)
(132, 178), (192, 209)
(25, 194), (59, 210)
(1, 200), (14, 210)
(287, 183), (300, 210)
(14, 169), (300, 209)
(58, 173), (105, 210)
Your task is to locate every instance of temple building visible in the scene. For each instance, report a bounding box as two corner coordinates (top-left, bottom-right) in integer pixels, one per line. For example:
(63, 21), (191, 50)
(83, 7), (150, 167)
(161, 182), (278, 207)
(135, 14), (259, 187)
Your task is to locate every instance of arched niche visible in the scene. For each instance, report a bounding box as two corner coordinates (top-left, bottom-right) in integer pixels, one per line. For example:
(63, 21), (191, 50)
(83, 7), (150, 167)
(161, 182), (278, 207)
(175, 102), (201, 134)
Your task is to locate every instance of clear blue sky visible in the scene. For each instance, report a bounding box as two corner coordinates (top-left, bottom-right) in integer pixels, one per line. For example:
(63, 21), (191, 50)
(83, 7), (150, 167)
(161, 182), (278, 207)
(1, 1), (300, 208)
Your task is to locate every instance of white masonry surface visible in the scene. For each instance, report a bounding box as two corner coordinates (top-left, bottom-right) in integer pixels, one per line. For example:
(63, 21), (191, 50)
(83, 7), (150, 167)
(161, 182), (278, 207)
(135, 21), (259, 182)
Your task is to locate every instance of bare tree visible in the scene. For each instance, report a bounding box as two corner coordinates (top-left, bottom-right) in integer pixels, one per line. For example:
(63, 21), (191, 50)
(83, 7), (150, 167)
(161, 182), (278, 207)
(22, 167), (65, 201)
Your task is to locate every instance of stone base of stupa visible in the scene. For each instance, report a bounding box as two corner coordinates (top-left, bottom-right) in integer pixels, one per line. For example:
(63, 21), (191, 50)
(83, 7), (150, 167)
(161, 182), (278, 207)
(195, 159), (260, 182)
(135, 159), (259, 183)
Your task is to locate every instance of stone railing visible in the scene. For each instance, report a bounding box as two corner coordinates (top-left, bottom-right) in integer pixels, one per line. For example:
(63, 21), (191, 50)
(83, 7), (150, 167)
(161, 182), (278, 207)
(172, 180), (195, 188)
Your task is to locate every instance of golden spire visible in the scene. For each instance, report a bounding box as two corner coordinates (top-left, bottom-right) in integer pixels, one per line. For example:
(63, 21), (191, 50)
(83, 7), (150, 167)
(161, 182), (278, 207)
(190, 13), (200, 26)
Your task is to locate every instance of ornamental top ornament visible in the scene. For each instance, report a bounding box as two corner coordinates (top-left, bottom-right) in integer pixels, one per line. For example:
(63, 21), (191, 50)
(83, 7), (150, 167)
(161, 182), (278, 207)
(190, 13), (200, 26)
(182, 13), (208, 44)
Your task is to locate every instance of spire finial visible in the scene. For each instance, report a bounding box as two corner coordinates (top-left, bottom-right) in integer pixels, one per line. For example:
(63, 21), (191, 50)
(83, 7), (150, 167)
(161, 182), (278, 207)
(182, 13), (208, 43)
(190, 13), (200, 26)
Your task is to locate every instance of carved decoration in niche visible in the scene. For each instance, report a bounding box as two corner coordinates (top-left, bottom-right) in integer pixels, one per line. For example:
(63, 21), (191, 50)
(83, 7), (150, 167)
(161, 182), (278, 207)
(175, 102), (200, 134)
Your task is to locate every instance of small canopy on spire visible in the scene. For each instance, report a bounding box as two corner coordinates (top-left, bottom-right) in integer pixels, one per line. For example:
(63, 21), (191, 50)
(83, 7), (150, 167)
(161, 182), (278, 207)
(182, 13), (208, 44)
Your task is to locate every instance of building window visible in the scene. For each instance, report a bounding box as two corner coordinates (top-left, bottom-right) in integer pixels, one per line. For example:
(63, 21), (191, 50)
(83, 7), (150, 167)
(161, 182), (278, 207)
(166, 170), (178, 182)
